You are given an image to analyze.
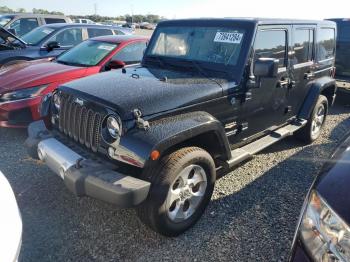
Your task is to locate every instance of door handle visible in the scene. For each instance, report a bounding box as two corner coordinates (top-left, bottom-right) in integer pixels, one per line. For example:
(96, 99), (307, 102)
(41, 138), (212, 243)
(304, 72), (315, 80)
(277, 78), (290, 88)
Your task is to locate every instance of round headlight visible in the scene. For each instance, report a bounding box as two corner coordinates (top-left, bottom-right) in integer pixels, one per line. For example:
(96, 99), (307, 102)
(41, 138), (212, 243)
(107, 116), (121, 139)
(53, 93), (61, 110)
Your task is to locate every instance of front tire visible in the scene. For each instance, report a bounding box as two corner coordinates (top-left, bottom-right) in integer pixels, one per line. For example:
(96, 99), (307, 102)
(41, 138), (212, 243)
(295, 95), (328, 143)
(137, 147), (216, 237)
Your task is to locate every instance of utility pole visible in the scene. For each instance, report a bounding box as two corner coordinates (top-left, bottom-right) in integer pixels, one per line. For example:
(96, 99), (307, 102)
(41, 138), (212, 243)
(131, 4), (134, 24)
(94, 3), (97, 16)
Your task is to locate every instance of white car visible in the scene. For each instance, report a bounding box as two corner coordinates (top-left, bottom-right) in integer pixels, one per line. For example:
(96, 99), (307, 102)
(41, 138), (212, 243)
(0, 171), (22, 261)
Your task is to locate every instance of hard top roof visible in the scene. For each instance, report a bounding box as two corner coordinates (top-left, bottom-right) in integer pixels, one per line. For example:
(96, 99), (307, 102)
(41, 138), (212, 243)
(158, 17), (336, 26)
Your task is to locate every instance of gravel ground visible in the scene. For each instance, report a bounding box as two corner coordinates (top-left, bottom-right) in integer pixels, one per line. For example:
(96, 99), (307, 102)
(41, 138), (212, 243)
(1, 100), (350, 262)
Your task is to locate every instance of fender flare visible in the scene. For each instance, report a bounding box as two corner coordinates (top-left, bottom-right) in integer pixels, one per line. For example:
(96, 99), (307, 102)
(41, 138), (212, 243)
(118, 111), (231, 168)
(298, 76), (336, 120)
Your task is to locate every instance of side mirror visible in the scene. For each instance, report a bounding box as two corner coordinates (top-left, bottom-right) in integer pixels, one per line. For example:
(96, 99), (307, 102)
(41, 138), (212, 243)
(108, 59), (125, 69)
(253, 58), (279, 78)
(46, 41), (60, 51)
(7, 28), (17, 35)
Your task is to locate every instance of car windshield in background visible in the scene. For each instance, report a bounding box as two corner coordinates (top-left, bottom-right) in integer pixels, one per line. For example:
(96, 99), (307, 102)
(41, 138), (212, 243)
(56, 40), (117, 66)
(21, 26), (55, 45)
(147, 26), (245, 67)
(0, 15), (13, 26)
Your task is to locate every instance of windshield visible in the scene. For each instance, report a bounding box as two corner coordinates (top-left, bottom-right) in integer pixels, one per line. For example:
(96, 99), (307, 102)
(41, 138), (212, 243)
(21, 26), (55, 45)
(0, 15), (13, 26)
(146, 26), (245, 68)
(56, 40), (117, 66)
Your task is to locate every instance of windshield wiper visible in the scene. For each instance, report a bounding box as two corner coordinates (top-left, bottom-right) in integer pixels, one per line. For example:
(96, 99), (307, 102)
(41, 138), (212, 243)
(145, 56), (166, 67)
(171, 59), (223, 88)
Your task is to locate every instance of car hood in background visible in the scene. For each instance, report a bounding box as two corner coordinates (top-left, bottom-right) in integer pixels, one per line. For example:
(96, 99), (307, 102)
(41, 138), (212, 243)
(0, 59), (88, 93)
(60, 66), (227, 120)
(0, 171), (22, 262)
(315, 134), (350, 224)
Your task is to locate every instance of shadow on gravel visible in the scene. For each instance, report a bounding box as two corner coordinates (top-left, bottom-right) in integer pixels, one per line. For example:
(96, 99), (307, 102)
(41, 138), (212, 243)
(203, 105), (350, 261)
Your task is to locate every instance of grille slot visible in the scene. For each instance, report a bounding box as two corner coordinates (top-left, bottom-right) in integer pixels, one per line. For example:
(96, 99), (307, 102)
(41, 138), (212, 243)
(58, 94), (103, 152)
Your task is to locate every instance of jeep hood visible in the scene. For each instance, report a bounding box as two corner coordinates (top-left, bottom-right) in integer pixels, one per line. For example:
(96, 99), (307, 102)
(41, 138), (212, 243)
(0, 27), (26, 45)
(60, 66), (227, 120)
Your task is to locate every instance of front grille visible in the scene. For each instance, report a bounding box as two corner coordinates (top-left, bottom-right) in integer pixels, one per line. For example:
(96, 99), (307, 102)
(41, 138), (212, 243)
(58, 94), (102, 152)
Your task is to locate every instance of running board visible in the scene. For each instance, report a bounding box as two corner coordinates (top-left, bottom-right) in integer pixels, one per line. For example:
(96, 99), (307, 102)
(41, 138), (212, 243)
(227, 119), (307, 168)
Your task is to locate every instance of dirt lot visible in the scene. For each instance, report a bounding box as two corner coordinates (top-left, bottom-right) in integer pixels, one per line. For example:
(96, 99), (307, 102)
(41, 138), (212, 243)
(1, 100), (349, 261)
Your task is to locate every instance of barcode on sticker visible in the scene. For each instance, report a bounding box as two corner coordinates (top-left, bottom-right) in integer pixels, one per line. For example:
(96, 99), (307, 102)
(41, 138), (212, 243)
(98, 45), (114, 51)
(214, 32), (243, 44)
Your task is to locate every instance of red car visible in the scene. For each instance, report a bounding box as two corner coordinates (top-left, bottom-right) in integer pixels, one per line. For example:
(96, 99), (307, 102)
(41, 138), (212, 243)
(0, 35), (148, 128)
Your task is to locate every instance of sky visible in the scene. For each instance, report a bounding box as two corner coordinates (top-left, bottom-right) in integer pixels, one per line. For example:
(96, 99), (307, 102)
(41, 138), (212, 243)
(0, 0), (349, 19)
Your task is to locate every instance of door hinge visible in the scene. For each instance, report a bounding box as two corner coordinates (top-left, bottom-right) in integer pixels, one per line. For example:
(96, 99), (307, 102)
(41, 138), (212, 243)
(133, 109), (150, 130)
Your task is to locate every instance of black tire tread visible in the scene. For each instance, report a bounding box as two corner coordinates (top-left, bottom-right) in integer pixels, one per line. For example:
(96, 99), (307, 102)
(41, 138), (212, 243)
(136, 146), (214, 236)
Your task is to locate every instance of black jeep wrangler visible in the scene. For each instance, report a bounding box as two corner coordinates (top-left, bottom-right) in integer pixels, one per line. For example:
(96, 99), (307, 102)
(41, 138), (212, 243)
(26, 18), (337, 236)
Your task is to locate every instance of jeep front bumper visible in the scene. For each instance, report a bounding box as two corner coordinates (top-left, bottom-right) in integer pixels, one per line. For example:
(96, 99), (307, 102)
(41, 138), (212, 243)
(25, 121), (151, 208)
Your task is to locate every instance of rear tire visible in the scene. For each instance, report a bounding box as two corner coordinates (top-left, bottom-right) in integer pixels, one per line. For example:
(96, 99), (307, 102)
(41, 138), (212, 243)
(136, 147), (216, 237)
(295, 95), (328, 144)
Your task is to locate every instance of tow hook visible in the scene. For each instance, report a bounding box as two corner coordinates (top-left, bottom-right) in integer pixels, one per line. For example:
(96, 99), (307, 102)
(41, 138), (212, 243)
(133, 109), (150, 130)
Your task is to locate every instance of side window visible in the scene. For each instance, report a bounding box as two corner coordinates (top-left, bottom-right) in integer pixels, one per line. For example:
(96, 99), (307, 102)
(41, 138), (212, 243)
(9, 18), (39, 36)
(87, 28), (113, 38)
(254, 29), (287, 68)
(112, 42), (147, 64)
(293, 29), (314, 64)
(44, 18), (66, 24)
(317, 28), (335, 61)
(49, 28), (83, 46)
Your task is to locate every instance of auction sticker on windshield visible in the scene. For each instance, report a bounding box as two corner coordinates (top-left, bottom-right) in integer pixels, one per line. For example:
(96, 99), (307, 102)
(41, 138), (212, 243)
(98, 44), (115, 51)
(214, 32), (243, 44)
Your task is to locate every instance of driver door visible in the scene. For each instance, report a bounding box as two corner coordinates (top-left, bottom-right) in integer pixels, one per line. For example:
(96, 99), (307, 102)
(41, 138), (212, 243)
(241, 26), (292, 138)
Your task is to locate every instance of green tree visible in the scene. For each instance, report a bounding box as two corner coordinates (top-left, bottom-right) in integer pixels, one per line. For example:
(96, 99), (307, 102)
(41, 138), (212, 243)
(0, 6), (14, 13)
(17, 8), (26, 13)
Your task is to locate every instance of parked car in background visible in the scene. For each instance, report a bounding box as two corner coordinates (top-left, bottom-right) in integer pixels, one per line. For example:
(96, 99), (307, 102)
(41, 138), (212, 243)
(290, 133), (350, 261)
(74, 18), (97, 24)
(0, 23), (132, 68)
(0, 35), (148, 128)
(0, 13), (72, 37)
(0, 171), (22, 262)
(139, 22), (156, 30)
(328, 18), (350, 94)
(26, 18), (336, 236)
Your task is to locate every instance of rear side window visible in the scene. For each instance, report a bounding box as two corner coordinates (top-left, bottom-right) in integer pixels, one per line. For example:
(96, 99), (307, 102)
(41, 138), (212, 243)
(293, 29), (314, 64)
(254, 29), (287, 68)
(49, 28), (83, 46)
(87, 28), (113, 38)
(317, 28), (335, 61)
(112, 42), (147, 64)
(9, 18), (39, 37)
(45, 18), (66, 24)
